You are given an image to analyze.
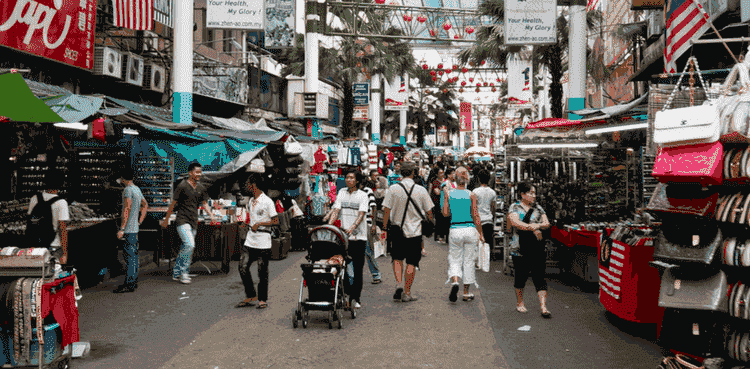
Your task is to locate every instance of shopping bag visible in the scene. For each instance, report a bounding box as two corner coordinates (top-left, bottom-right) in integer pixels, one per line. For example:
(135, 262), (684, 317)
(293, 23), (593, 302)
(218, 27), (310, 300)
(478, 242), (490, 272)
(373, 239), (385, 258)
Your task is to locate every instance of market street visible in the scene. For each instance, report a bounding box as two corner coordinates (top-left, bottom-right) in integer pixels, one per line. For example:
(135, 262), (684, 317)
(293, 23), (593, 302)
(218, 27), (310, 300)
(72, 238), (663, 369)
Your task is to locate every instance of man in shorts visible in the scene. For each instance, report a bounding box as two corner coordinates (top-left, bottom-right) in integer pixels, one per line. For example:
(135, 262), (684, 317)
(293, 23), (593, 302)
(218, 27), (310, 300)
(382, 162), (435, 303)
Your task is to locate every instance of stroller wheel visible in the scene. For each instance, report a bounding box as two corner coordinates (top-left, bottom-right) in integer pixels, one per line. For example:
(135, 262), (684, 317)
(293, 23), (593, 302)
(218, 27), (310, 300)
(292, 315), (298, 328)
(302, 319), (308, 328)
(337, 311), (343, 329)
(328, 311), (334, 329)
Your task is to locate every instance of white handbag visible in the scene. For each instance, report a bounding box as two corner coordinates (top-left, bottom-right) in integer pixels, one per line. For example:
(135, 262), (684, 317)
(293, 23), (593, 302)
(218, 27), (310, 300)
(653, 57), (721, 147)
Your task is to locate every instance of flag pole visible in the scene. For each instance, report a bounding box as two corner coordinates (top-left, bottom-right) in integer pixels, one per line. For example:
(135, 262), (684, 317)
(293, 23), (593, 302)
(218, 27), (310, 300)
(690, 0), (739, 64)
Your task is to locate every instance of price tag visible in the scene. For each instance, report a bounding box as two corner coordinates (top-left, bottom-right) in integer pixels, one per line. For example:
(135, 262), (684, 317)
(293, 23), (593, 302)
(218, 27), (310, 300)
(693, 235), (700, 246)
(692, 323), (700, 335)
(674, 279), (681, 290)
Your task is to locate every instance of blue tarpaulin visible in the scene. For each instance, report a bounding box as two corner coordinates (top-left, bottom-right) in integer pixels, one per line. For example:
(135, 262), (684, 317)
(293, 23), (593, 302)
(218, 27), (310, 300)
(130, 136), (265, 175)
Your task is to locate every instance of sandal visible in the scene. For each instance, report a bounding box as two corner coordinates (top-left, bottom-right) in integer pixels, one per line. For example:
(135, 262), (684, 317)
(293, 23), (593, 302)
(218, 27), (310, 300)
(462, 293), (475, 301)
(235, 298), (257, 308)
(257, 302), (268, 309)
(516, 305), (528, 313)
(541, 310), (551, 319)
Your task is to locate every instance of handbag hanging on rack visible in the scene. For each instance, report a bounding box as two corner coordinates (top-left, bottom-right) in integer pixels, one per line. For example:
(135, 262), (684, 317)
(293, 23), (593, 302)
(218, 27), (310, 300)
(653, 57), (722, 148)
(652, 141), (724, 185)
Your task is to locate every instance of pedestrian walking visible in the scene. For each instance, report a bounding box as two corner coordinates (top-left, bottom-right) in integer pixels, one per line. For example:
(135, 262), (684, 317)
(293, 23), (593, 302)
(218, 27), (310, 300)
(508, 182), (552, 318)
(382, 162), (434, 303)
(328, 170), (369, 309)
(429, 166), (445, 243)
(442, 166), (484, 302)
(236, 171), (278, 309)
(436, 167), (456, 243)
(114, 169), (149, 293)
(361, 176), (382, 284)
(161, 162), (215, 285)
(472, 169), (497, 267)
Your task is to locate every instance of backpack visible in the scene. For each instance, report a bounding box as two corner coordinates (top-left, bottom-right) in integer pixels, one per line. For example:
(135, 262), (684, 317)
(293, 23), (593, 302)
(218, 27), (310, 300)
(26, 193), (65, 247)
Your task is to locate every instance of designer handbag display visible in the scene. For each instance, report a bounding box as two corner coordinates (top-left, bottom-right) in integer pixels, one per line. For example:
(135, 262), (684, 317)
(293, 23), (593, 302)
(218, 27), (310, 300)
(652, 141), (723, 185)
(653, 215), (722, 264)
(658, 267), (729, 312)
(658, 308), (727, 358)
(646, 183), (718, 217)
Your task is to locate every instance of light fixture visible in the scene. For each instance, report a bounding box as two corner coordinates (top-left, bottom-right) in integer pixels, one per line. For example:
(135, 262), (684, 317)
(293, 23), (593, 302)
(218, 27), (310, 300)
(585, 122), (648, 135)
(518, 143), (599, 149)
(123, 128), (139, 135)
(53, 122), (87, 131)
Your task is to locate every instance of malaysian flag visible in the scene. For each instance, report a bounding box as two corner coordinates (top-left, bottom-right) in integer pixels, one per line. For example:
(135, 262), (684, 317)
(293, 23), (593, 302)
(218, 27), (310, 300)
(113, 0), (154, 31)
(664, 0), (710, 73)
(599, 238), (627, 300)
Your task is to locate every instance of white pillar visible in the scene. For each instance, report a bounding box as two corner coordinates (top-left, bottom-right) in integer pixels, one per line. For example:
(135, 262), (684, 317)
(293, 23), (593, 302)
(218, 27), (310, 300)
(399, 73), (407, 145)
(568, 0), (587, 118)
(371, 74), (381, 143)
(172, 0), (193, 124)
(305, 0), (321, 137)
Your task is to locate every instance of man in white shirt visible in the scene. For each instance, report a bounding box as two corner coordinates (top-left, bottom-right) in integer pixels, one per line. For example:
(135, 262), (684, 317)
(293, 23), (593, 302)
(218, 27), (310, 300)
(236, 173), (278, 310)
(383, 162), (435, 303)
(472, 169), (497, 257)
(27, 172), (70, 264)
(329, 170), (369, 309)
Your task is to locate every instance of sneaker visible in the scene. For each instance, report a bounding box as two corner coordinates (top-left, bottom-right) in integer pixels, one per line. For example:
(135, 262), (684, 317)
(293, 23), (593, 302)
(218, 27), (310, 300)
(393, 287), (403, 301)
(402, 294), (418, 302)
(371, 279), (382, 284)
(449, 284), (459, 302)
(172, 276), (180, 281)
(179, 275), (191, 284)
(353, 301), (361, 309)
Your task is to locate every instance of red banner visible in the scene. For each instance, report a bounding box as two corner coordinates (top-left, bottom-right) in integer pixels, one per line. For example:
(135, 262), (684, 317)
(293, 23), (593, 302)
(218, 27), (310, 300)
(460, 102), (472, 132)
(0, 0), (97, 70)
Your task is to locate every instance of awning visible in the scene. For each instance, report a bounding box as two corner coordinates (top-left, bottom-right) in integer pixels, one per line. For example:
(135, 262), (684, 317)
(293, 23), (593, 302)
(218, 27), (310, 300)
(106, 97), (198, 131)
(570, 92), (649, 122)
(194, 129), (286, 143)
(24, 78), (72, 97)
(0, 73), (64, 123)
(41, 94), (104, 123)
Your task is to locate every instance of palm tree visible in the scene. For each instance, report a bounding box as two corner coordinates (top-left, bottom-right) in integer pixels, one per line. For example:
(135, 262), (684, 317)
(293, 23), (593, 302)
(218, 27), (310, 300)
(281, 6), (415, 138)
(457, 0), (602, 118)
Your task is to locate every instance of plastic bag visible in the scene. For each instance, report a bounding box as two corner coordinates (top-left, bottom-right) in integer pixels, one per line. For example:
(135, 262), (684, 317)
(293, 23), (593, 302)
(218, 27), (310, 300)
(478, 242), (490, 272)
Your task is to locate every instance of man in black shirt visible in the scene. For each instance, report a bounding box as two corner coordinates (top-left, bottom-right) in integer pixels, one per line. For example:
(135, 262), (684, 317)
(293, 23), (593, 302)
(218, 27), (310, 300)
(161, 162), (214, 284)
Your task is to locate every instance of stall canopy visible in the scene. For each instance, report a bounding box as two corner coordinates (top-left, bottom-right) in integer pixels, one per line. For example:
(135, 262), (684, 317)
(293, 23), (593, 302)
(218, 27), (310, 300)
(0, 73), (64, 122)
(42, 94), (104, 123)
(106, 97), (198, 131)
(569, 92), (648, 122)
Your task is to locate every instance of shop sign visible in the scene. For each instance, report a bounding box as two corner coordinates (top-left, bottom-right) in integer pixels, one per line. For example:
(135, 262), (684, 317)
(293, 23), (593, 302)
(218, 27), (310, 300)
(207, 0), (263, 30)
(504, 0), (557, 46)
(460, 102), (472, 132)
(352, 82), (369, 106)
(264, 0), (294, 48)
(353, 106), (368, 121)
(0, 0), (97, 70)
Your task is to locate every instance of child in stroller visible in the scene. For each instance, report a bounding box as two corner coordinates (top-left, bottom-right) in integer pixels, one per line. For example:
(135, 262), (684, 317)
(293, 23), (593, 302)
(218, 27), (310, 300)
(292, 225), (356, 329)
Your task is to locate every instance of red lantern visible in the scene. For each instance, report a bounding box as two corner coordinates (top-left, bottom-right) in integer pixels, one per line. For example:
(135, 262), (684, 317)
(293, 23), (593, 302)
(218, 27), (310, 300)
(437, 63), (443, 69)
(429, 29), (438, 37)
(375, 0), (386, 4)
(454, 35), (460, 39)
(417, 15), (427, 23)
(438, 71), (443, 76)
(452, 64), (459, 70)
(403, 14), (412, 22)
(496, 78), (501, 82)
(490, 83), (494, 87)
(422, 64), (429, 70)
(483, 82), (488, 86)
(480, 60), (486, 65)
(461, 67), (468, 73)
(461, 81), (466, 86)
(432, 76), (437, 81)
(442, 89), (448, 94)
(445, 69), (451, 74)
(429, 70), (436, 76)
(469, 78), (474, 82)
(443, 23), (451, 31)
(476, 83), (481, 87)
(465, 26), (475, 34)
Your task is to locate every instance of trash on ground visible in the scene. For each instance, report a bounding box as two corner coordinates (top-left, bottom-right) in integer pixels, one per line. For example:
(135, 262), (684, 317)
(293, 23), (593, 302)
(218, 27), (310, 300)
(517, 325), (531, 331)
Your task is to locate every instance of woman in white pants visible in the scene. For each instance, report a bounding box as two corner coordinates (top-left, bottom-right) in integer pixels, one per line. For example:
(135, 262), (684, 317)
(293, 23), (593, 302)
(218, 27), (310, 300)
(442, 166), (485, 302)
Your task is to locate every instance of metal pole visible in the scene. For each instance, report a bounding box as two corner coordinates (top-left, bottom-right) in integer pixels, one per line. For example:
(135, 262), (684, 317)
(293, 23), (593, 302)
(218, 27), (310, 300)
(399, 73), (407, 145)
(371, 74), (381, 143)
(567, 0), (587, 119)
(172, 0), (193, 124)
(306, 0), (321, 137)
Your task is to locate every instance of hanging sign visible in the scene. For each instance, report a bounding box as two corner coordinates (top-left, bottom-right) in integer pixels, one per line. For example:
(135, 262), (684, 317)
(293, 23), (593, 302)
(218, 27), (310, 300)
(0, 0), (97, 70)
(353, 82), (369, 106)
(207, 0), (263, 30)
(507, 54), (533, 107)
(460, 102), (472, 132)
(504, 0), (557, 45)
(384, 76), (408, 111)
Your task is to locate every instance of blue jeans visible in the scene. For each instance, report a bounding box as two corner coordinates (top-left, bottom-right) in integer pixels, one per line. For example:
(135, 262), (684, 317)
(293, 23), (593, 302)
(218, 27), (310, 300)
(364, 239), (381, 280)
(173, 224), (197, 277)
(123, 233), (139, 286)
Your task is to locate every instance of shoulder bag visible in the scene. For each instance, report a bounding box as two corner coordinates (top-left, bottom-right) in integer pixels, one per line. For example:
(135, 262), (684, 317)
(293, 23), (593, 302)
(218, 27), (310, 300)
(653, 57), (721, 147)
(516, 206), (544, 258)
(397, 183), (434, 237)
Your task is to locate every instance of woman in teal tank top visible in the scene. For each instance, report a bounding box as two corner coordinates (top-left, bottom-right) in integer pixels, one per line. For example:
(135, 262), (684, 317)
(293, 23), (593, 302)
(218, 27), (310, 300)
(442, 167), (485, 302)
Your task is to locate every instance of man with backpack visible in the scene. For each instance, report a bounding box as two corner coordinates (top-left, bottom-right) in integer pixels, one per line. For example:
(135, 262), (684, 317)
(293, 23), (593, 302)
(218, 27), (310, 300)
(26, 172), (70, 263)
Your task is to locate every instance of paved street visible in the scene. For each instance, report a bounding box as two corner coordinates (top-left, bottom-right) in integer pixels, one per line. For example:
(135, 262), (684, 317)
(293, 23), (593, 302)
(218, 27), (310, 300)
(73, 238), (663, 369)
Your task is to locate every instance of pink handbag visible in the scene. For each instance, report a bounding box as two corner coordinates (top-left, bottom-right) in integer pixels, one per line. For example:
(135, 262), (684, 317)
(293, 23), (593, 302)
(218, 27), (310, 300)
(652, 141), (723, 185)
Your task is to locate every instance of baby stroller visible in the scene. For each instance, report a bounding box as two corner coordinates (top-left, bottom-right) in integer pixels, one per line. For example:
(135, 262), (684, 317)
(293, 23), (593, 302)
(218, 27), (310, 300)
(292, 225), (356, 329)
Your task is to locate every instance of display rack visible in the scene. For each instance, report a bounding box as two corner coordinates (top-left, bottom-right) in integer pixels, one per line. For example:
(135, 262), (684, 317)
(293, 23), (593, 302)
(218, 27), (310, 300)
(75, 147), (128, 210)
(585, 149), (630, 221)
(16, 154), (70, 197)
(641, 149), (657, 207)
(132, 156), (174, 213)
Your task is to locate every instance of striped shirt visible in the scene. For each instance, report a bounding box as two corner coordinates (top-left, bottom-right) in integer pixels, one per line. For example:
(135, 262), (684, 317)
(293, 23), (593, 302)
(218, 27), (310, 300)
(362, 186), (376, 227)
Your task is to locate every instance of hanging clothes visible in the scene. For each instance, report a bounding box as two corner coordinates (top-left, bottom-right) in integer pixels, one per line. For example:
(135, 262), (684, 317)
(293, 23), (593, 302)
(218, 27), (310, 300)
(312, 148), (328, 174)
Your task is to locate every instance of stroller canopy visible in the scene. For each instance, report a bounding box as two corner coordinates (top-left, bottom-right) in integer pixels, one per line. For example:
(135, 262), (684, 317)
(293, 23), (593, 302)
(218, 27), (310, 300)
(308, 225), (349, 260)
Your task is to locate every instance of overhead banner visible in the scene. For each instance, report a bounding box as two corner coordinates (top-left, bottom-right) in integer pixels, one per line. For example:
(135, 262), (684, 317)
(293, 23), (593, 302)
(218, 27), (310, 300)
(507, 54), (533, 107)
(384, 76), (408, 111)
(504, 0), (557, 45)
(460, 102), (472, 132)
(264, 0), (295, 48)
(207, 0), (263, 30)
(0, 0), (97, 70)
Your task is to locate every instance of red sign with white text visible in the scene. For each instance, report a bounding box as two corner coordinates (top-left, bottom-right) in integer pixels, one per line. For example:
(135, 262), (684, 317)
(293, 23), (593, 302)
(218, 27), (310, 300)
(460, 102), (472, 132)
(0, 0), (97, 70)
